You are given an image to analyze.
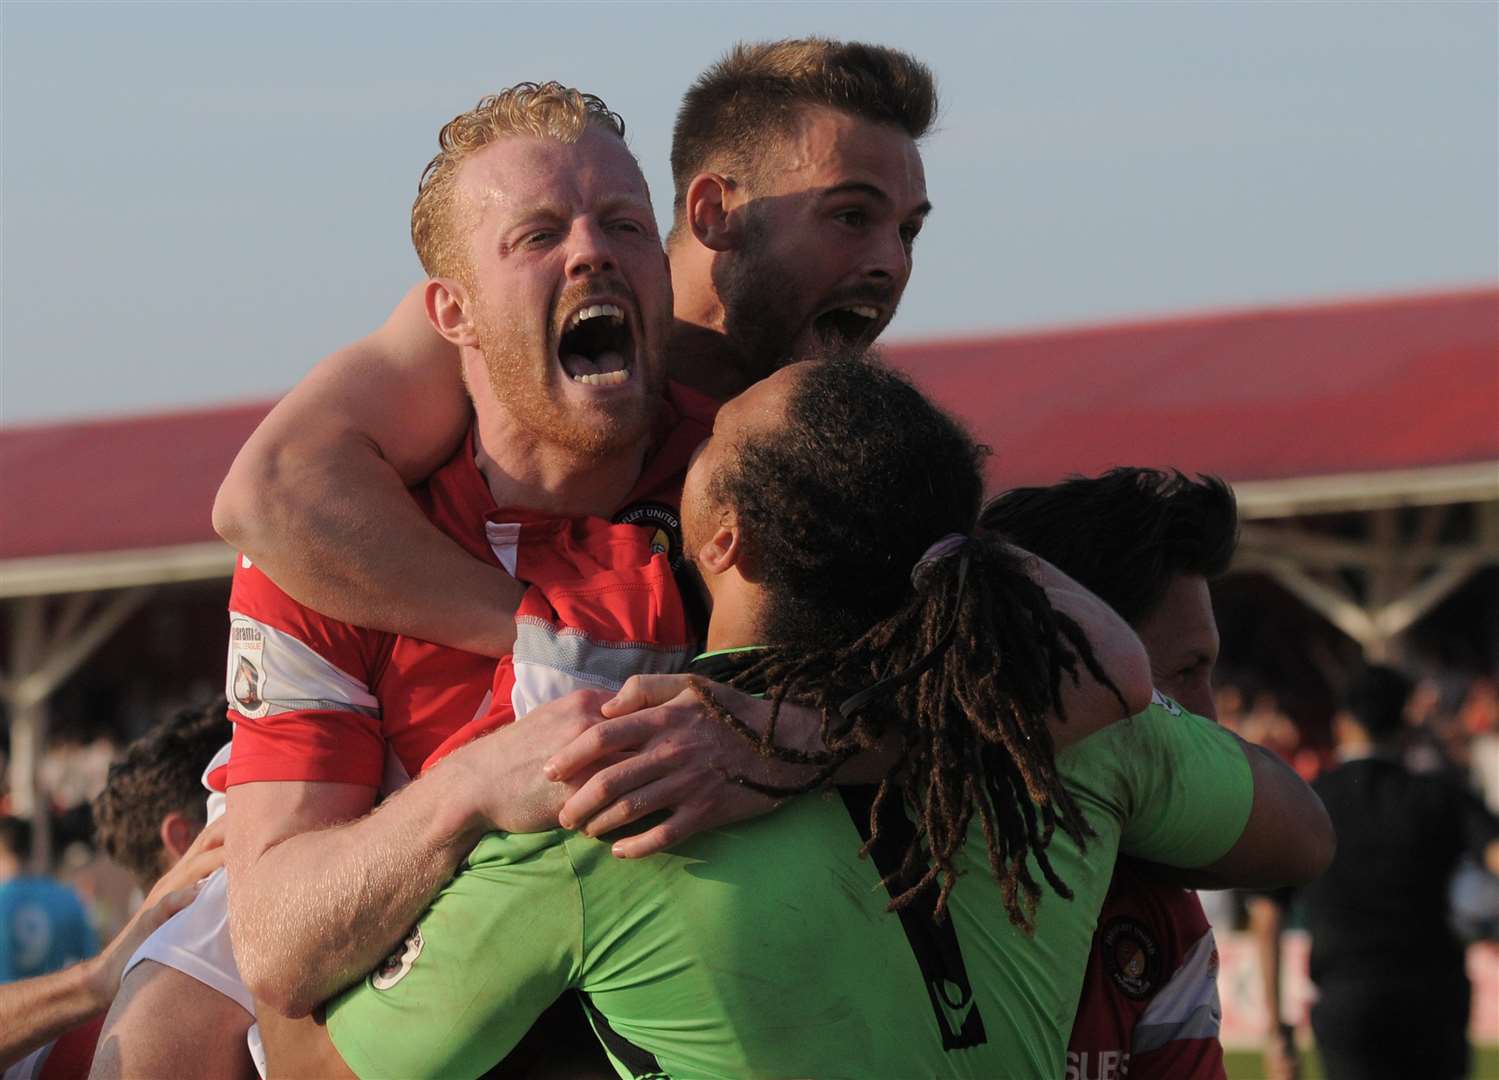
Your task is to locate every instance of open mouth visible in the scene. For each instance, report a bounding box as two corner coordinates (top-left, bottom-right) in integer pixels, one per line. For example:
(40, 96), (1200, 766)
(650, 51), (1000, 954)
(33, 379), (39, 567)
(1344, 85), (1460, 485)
(812, 304), (882, 346)
(558, 303), (634, 386)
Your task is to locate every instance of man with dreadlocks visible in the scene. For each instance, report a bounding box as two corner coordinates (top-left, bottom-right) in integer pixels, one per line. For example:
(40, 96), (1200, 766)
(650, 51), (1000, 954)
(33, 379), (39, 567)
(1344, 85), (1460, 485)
(303, 354), (1332, 1080)
(116, 50), (1150, 1076)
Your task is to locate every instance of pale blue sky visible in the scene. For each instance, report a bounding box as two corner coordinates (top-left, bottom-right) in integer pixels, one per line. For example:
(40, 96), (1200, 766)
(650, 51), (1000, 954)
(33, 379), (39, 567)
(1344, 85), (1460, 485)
(3, 1), (1495, 423)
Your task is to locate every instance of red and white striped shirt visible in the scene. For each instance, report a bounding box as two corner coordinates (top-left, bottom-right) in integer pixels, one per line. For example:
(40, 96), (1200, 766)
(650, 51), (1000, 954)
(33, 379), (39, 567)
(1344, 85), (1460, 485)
(1067, 860), (1226, 1080)
(216, 384), (715, 792)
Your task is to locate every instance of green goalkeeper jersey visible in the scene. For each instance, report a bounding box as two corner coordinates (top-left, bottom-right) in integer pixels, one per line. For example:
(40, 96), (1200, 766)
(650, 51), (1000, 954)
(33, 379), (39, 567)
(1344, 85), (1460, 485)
(326, 685), (1251, 1080)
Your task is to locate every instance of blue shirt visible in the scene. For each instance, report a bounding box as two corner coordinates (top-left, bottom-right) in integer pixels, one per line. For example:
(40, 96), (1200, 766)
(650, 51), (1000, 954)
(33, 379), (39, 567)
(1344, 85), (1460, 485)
(0, 876), (97, 982)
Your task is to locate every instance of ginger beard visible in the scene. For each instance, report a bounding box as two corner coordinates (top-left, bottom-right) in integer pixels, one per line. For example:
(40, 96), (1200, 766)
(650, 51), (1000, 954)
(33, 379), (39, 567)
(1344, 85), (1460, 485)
(469, 273), (671, 458)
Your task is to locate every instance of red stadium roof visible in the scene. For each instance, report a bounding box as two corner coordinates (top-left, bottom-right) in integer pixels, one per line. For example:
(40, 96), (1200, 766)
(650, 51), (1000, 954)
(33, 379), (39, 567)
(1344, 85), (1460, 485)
(1, 401), (270, 562)
(887, 285), (1498, 493)
(2, 286), (1495, 593)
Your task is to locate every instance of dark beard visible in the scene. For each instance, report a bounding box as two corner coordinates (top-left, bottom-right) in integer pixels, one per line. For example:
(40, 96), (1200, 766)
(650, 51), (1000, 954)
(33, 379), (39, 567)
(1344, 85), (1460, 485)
(712, 217), (803, 383)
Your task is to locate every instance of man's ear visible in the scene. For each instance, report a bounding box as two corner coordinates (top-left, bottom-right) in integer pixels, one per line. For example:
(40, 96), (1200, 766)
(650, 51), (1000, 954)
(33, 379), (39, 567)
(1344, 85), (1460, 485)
(694, 511), (743, 579)
(424, 277), (480, 348)
(686, 172), (742, 253)
(159, 811), (199, 865)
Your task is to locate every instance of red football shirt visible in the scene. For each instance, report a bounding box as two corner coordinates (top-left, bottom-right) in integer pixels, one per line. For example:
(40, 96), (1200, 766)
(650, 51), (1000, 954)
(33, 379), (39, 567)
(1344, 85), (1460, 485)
(1066, 860), (1226, 1080)
(219, 383), (716, 791)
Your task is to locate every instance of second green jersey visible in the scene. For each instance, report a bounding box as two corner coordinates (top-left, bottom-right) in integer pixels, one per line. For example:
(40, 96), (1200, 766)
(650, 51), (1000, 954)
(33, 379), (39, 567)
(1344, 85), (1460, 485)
(327, 697), (1251, 1079)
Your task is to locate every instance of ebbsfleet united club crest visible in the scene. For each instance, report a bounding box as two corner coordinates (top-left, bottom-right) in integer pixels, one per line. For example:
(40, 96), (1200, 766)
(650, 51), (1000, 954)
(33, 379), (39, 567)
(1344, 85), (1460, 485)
(1101, 917), (1161, 999)
(228, 617), (270, 719)
(612, 501), (684, 568)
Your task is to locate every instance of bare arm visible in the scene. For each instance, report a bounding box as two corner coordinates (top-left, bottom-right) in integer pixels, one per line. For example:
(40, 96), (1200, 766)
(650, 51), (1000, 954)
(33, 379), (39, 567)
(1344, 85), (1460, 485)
(224, 693), (608, 1018)
(1186, 740), (1334, 889)
(212, 284), (524, 657)
(0, 821), (225, 1067)
(226, 778), (456, 1019)
(1248, 895), (1301, 1080)
(0, 960), (115, 1069)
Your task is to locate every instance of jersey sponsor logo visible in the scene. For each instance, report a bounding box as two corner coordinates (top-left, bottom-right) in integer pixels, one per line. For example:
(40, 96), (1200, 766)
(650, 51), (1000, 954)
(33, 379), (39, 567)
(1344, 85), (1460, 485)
(611, 501), (683, 568)
(229, 618), (268, 718)
(370, 926), (423, 991)
(837, 787), (988, 1052)
(1101, 916), (1161, 1000)
(932, 976), (984, 1049)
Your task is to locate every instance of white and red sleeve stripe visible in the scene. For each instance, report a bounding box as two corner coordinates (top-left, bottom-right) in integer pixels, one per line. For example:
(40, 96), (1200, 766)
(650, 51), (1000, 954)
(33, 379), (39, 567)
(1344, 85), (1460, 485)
(222, 558), (388, 788)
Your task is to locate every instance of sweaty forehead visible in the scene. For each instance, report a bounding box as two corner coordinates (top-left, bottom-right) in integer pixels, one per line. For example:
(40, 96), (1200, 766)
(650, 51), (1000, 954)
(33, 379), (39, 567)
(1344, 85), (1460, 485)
(458, 128), (651, 220)
(761, 105), (927, 201)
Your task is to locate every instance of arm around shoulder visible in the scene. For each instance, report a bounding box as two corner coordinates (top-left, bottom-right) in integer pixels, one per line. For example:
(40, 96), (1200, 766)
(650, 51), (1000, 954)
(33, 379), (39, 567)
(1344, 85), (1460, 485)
(1019, 549), (1155, 744)
(213, 284), (524, 656)
(1112, 708), (1332, 890)
(1189, 739), (1334, 890)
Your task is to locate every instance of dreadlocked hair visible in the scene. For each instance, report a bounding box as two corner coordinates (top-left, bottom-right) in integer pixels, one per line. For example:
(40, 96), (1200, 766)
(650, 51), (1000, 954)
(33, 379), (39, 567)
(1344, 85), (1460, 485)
(701, 353), (1124, 931)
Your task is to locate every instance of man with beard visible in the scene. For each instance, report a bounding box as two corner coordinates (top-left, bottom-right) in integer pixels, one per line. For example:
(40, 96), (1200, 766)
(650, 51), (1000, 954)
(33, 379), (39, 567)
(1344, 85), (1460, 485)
(172, 43), (1152, 1076)
(213, 38), (933, 676)
(94, 83), (705, 1078)
(277, 356), (1328, 1080)
(108, 61), (1077, 1078)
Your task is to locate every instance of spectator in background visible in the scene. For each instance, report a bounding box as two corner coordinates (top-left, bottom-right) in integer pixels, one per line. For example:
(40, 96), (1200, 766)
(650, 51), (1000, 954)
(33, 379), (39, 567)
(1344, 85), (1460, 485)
(982, 467), (1239, 1080)
(0, 699), (228, 1076)
(0, 818), (95, 983)
(1251, 665), (1499, 1080)
(89, 701), (226, 900)
(40, 736), (116, 825)
(1465, 678), (1499, 814)
(1405, 674), (1471, 783)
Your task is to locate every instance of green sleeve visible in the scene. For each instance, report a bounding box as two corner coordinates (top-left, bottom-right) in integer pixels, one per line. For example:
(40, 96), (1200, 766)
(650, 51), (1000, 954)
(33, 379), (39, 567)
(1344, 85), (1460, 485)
(326, 830), (583, 1080)
(1111, 697), (1255, 868)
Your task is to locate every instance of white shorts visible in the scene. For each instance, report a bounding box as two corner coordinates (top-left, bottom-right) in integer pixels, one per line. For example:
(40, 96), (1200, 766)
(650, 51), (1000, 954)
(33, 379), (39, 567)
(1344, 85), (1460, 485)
(121, 865), (253, 1016)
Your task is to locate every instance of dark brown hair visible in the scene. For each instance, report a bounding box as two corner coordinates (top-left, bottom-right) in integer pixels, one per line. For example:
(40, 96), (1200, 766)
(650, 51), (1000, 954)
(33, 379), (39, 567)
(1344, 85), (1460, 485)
(92, 698), (229, 891)
(980, 469), (1238, 627)
(670, 39), (937, 229)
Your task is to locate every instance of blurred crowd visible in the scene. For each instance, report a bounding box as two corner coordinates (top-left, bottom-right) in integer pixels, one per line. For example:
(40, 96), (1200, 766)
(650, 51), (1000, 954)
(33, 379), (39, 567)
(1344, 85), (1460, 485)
(0, 708), (182, 948)
(1187, 669), (1499, 948)
(1217, 671), (1499, 811)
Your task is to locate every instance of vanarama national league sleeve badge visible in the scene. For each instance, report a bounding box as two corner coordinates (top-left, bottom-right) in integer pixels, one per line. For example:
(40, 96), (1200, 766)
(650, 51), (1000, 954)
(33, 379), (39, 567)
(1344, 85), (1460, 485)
(370, 926), (423, 990)
(228, 617), (270, 719)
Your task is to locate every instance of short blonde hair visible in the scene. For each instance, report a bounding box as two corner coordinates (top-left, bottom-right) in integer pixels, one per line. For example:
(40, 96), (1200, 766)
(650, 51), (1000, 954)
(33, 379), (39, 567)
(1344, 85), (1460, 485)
(411, 82), (627, 279)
